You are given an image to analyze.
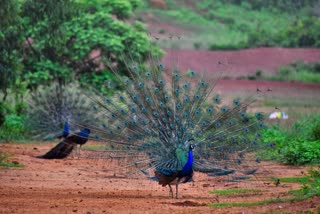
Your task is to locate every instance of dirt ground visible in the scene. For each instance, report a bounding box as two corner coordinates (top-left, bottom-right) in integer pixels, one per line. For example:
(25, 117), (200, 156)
(163, 48), (320, 78)
(0, 142), (319, 214)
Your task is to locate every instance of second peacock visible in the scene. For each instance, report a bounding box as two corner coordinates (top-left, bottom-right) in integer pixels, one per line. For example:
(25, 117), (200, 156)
(87, 53), (270, 198)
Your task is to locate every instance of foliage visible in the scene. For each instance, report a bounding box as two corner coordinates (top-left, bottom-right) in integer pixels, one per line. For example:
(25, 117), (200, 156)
(20, 0), (158, 92)
(0, 0), (24, 102)
(249, 17), (320, 48)
(269, 61), (320, 84)
(219, 0), (319, 13)
(262, 114), (320, 165)
(0, 114), (26, 142)
(1, 0), (159, 131)
(142, 0), (320, 50)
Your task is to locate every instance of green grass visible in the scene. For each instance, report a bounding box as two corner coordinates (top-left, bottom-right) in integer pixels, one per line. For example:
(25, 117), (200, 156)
(210, 188), (261, 196)
(268, 69), (320, 84)
(210, 168), (320, 208)
(210, 197), (299, 208)
(274, 176), (311, 184)
(245, 62), (320, 84)
(139, 0), (298, 50)
(0, 151), (24, 168)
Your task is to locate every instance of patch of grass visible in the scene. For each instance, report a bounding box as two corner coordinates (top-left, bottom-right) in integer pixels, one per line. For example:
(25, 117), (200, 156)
(0, 151), (24, 168)
(210, 188), (260, 196)
(270, 176), (311, 184)
(0, 114), (27, 142)
(268, 62), (320, 84)
(210, 167), (320, 208)
(210, 197), (298, 208)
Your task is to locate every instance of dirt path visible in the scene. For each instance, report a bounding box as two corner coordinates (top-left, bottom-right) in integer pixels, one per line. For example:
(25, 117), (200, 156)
(0, 143), (319, 213)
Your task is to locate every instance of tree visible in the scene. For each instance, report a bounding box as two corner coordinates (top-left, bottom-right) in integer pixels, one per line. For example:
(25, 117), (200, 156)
(0, 0), (24, 126)
(0, 0), (23, 101)
(20, 0), (160, 92)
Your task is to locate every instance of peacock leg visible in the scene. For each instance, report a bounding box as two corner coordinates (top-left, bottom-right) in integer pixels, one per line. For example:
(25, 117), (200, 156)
(168, 184), (173, 198)
(78, 145), (82, 158)
(176, 184), (179, 199)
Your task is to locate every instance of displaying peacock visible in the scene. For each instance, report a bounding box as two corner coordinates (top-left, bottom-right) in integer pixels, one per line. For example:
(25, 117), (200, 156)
(36, 126), (91, 159)
(26, 82), (97, 158)
(84, 45), (272, 198)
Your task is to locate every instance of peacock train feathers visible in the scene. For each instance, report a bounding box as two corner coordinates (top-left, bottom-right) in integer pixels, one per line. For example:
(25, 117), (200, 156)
(26, 82), (98, 141)
(85, 50), (272, 198)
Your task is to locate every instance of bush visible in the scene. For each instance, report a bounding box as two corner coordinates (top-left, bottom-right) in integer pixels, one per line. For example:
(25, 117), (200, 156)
(267, 61), (320, 84)
(262, 114), (320, 165)
(0, 114), (26, 142)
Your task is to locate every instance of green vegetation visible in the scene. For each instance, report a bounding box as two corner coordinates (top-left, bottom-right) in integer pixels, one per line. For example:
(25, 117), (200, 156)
(270, 176), (311, 184)
(261, 114), (320, 165)
(246, 61), (320, 84)
(0, 114), (26, 142)
(0, 151), (24, 168)
(267, 61), (320, 84)
(210, 167), (320, 208)
(0, 0), (160, 133)
(140, 0), (320, 50)
(210, 188), (260, 196)
(210, 197), (296, 208)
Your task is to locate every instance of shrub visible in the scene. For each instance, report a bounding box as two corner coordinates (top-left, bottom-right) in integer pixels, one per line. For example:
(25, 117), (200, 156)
(262, 114), (320, 165)
(0, 114), (26, 142)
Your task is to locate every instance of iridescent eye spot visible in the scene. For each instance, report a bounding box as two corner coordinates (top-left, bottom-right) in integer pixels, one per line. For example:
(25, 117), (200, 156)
(221, 106), (228, 113)
(133, 66), (139, 72)
(158, 64), (164, 70)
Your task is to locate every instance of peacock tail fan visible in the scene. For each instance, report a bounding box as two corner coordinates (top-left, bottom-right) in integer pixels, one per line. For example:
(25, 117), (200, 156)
(26, 82), (100, 141)
(84, 37), (274, 181)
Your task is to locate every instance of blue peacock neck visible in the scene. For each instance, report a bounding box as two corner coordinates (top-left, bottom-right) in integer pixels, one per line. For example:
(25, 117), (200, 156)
(181, 147), (193, 175)
(63, 122), (69, 137)
(79, 129), (90, 138)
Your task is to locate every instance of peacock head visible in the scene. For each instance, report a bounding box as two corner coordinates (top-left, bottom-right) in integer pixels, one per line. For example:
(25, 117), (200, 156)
(188, 138), (195, 151)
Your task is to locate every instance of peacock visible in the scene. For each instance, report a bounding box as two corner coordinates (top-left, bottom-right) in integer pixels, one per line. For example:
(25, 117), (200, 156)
(76, 40), (272, 197)
(36, 126), (91, 159)
(26, 82), (97, 158)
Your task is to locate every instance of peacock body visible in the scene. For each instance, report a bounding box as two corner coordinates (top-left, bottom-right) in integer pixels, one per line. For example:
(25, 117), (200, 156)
(36, 127), (91, 159)
(86, 49), (271, 198)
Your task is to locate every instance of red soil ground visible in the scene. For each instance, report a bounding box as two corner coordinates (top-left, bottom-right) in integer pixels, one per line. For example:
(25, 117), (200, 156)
(163, 48), (320, 77)
(0, 143), (319, 214)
